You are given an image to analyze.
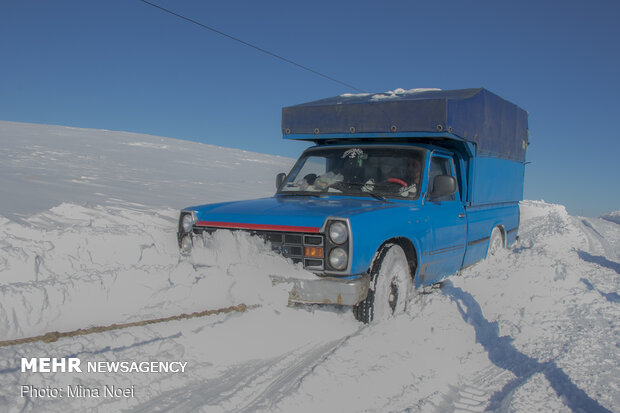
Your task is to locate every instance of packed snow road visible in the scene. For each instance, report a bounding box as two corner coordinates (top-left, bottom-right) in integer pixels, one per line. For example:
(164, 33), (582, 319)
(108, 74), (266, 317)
(0, 122), (618, 412)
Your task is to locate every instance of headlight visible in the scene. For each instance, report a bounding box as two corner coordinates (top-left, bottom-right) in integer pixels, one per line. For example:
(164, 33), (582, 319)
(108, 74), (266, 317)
(328, 221), (348, 244)
(182, 214), (195, 232)
(180, 235), (193, 254)
(328, 247), (348, 270)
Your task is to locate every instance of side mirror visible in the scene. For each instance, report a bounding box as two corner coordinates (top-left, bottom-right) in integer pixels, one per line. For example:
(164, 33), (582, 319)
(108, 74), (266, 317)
(429, 175), (456, 200)
(276, 173), (287, 190)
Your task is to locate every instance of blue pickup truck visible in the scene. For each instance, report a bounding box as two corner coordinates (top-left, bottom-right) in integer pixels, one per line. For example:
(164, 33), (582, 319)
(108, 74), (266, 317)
(178, 88), (528, 322)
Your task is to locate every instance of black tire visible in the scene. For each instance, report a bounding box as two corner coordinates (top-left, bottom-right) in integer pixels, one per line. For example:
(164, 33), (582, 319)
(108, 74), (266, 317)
(353, 244), (412, 323)
(487, 226), (504, 257)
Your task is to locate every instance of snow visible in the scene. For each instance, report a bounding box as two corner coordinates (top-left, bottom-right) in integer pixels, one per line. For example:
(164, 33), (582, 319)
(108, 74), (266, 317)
(0, 121), (619, 412)
(601, 210), (620, 225)
(371, 87), (442, 100)
(0, 121), (292, 220)
(340, 88), (441, 100)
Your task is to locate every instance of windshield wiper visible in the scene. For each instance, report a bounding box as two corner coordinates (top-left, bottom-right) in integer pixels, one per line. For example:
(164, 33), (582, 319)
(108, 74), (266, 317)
(277, 192), (324, 198)
(331, 181), (390, 203)
(365, 191), (389, 202)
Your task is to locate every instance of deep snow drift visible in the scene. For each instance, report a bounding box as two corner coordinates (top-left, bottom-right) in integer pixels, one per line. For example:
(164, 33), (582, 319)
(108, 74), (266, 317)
(0, 121), (618, 412)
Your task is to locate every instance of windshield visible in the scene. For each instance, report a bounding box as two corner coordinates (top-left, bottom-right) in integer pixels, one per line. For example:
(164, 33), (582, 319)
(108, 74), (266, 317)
(278, 146), (426, 200)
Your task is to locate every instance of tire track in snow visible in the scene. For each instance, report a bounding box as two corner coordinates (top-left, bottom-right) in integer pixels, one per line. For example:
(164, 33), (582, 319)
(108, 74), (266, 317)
(575, 217), (620, 303)
(577, 217), (620, 262)
(128, 337), (351, 413)
(436, 366), (515, 413)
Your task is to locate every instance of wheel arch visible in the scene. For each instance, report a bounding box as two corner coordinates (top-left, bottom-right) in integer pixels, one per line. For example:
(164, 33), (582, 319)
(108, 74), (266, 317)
(372, 237), (418, 283)
(493, 223), (506, 246)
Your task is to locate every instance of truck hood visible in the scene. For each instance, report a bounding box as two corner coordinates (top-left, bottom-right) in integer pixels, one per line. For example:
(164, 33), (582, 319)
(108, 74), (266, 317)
(187, 196), (403, 231)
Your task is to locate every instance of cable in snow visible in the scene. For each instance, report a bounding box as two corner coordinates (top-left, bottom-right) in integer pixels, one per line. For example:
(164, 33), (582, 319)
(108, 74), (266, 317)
(137, 0), (368, 93)
(0, 304), (259, 347)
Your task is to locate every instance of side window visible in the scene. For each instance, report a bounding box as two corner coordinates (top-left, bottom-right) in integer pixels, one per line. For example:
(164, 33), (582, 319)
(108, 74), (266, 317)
(429, 155), (455, 201)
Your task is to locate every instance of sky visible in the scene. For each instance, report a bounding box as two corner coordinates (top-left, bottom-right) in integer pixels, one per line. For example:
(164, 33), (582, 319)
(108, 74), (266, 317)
(1, 0), (619, 217)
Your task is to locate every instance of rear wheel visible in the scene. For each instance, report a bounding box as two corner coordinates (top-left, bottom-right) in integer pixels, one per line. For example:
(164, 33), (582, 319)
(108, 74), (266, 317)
(487, 226), (504, 256)
(353, 244), (412, 323)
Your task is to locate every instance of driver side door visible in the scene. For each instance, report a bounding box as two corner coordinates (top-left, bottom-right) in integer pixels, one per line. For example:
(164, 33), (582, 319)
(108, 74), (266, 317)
(419, 154), (467, 283)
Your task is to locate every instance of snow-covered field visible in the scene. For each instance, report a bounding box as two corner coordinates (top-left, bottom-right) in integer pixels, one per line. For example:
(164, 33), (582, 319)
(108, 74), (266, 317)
(0, 121), (618, 412)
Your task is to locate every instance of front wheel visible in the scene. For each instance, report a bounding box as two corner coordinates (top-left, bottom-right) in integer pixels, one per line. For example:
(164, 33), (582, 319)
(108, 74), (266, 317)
(353, 244), (412, 323)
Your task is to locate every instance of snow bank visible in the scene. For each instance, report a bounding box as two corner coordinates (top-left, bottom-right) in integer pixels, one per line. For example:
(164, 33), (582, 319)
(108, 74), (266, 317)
(0, 202), (307, 341)
(601, 210), (620, 225)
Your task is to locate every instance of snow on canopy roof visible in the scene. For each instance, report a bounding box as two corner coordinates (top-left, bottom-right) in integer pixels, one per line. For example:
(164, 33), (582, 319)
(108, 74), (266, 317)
(282, 88), (529, 162)
(340, 87), (442, 101)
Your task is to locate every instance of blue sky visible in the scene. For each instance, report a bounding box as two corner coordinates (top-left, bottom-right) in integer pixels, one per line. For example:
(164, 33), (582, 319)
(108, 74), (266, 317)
(1, 0), (619, 217)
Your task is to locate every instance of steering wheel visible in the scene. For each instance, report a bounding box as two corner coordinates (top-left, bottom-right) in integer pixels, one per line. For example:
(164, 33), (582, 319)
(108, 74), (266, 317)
(303, 173), (317, 185)
(387, 178), (408, 187)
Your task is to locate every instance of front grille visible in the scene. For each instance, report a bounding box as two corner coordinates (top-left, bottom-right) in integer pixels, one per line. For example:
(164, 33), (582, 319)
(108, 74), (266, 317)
(194, 227), (325, 270)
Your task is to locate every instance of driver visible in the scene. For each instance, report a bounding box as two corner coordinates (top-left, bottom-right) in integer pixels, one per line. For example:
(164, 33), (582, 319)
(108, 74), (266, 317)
(386, 156), (421, 197)
(406, 156), (422, 188)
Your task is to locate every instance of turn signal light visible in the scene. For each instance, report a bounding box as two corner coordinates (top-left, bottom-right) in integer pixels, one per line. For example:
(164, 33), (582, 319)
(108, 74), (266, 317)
(304, 247), (324, 258)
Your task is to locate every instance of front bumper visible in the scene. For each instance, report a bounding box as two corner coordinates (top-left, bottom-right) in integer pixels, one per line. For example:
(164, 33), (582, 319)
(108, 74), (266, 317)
(179, 212), (366, 305)
(273, 274), (370, 306)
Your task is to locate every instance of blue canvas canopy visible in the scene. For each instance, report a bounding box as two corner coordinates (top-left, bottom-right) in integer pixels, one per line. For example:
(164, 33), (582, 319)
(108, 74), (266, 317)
(282, 88), (528, 162)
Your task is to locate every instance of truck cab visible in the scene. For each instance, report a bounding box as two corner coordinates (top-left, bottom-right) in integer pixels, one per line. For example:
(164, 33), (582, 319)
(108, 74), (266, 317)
(177, 88), (528, 323)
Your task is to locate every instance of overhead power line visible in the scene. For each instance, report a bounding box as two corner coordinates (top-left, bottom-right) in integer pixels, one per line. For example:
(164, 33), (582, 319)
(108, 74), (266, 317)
(138, 0), (368, 93)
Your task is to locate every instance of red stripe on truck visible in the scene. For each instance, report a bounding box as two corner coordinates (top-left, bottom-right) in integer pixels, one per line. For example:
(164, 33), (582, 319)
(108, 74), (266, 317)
(197, 221), (320, 233)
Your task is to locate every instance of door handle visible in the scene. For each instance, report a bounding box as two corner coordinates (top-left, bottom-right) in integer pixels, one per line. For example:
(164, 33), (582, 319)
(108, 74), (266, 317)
(458, 213), (465, 219)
